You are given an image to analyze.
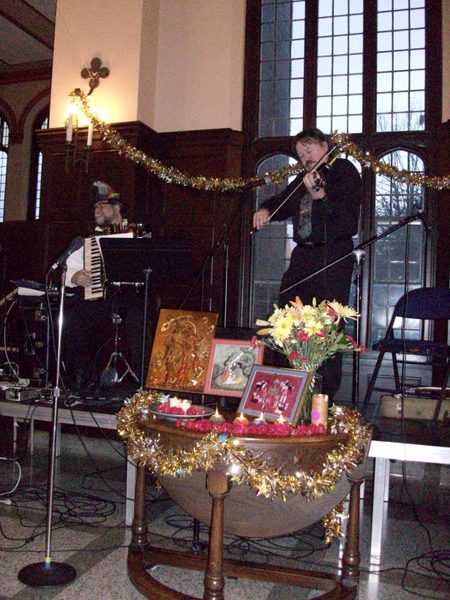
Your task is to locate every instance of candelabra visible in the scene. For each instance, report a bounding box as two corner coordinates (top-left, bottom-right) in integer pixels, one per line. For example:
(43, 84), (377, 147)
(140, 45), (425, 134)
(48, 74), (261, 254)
(65, 124), (93, 173)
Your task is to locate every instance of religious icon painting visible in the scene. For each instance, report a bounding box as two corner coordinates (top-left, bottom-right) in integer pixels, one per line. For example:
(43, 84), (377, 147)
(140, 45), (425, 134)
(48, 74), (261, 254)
(238, 365), (314, 426)
(146, 309), (219, 393)
(204, 339), (265, 398)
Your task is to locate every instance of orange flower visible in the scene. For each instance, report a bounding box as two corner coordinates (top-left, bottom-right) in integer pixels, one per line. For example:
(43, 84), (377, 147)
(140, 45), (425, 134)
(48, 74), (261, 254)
(289, 296), (304, 309)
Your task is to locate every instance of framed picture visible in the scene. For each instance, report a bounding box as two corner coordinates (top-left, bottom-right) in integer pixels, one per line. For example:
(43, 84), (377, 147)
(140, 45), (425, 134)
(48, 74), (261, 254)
(238, 365), (314, 425)
(204, 339), (265, 398)
(146, 309), (219, 393)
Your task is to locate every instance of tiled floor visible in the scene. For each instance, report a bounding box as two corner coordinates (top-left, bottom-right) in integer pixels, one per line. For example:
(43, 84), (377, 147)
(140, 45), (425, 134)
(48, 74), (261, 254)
(0, 423), (449, 599)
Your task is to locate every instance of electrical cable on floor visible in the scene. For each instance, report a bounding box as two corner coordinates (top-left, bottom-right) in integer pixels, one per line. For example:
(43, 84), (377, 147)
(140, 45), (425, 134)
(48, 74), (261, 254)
(0, 457), (22, 498)
(164, 511), (329, 564)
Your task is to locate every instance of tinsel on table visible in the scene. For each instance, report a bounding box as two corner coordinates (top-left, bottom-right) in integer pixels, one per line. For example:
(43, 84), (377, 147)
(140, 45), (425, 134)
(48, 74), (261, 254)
(117, 390), (371, 542)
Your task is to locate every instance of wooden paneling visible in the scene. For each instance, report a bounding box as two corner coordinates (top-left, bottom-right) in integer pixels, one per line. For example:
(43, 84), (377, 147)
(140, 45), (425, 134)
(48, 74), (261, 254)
(16, 123), (247, 325)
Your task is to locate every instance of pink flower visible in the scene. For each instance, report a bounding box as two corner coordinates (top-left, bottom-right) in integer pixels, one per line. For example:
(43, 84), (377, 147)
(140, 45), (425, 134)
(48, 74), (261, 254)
(267, 422), (293, 436)
(250, 335), (258, 348)
(345, 334), (358, 348)
(300, 357), (308, 363)
(316, 331), (325, 337)
(184, 419), (213, 432)
(297, 331), (310, 342)
(345, 335), (365, 353)
(289, 350), (299, 360)
(230, 422), (250, 435)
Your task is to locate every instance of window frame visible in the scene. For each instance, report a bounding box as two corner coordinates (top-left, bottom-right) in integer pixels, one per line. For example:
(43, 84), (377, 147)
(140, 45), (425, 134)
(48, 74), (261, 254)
(28, 107), (49, 221)
(240, 0), (442, 348)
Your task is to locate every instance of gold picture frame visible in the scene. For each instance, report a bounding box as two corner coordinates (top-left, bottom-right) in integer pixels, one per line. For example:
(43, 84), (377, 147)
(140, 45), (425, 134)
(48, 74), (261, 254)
(146, 309), (219, 393)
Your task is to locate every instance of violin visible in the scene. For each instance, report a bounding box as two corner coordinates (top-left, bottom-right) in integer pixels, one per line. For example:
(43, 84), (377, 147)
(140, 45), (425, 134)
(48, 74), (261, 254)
(250, 145), (340, 235)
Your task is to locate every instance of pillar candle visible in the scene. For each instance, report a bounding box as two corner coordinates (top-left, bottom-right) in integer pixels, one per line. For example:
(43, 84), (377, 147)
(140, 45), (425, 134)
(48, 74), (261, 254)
(311, 394), (329, 427)
(66, 114), (73, 142)
(87, 122), (93, 146)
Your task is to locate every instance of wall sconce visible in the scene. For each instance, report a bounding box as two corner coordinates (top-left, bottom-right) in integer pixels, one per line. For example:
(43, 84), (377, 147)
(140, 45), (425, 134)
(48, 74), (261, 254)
(65, 58), (110, 172)
(81, 57), (110, 96)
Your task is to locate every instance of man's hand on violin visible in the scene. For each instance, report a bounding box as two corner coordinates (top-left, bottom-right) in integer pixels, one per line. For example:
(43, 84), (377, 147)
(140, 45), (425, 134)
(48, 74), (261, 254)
(303, 171), (326, 200)
(253, 208), (271, 230)
(71, 269), (92, 288)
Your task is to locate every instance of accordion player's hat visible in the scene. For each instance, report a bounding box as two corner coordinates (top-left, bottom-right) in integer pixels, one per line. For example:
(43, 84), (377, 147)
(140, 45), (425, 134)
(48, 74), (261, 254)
(92, 181), (126, 211)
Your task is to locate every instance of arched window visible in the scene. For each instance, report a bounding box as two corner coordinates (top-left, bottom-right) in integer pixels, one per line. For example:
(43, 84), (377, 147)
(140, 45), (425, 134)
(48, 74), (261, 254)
(0, 112), (10, 222)
(28, 110), (49, 220)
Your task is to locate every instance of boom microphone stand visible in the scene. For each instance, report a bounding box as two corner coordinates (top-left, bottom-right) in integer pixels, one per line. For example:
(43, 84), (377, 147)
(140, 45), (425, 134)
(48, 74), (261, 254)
(280, 211), (428, 409)
(18, 264), (76, 587)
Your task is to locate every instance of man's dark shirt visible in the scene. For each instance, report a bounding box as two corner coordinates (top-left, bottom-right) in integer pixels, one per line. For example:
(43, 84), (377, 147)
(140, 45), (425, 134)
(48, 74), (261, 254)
(260, 158), (361, 245)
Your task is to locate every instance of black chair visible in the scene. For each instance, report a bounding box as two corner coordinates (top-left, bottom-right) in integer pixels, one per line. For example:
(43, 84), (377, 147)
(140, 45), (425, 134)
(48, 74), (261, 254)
(362, 287), (450, 419)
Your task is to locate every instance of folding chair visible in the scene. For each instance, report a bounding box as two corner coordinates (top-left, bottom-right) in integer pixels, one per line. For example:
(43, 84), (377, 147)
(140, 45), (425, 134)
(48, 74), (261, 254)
(362, 287), (450, 420)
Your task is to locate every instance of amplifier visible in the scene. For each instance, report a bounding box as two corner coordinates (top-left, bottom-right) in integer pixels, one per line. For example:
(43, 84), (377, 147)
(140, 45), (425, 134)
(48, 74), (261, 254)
(5, 387), (40, 402)
(381, 394), (450, 421)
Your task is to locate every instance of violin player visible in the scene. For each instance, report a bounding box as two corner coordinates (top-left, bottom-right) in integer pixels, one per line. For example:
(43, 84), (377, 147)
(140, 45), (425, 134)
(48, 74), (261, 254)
(252, 128), (361, 399)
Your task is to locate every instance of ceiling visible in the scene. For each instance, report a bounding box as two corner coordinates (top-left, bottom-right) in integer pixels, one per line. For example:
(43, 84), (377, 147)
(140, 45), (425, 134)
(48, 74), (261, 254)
(0, 0), (55, 79)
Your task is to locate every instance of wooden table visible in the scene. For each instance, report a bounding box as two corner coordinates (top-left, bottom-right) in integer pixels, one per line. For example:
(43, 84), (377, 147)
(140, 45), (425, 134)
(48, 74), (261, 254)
(127, 416), (369, 600)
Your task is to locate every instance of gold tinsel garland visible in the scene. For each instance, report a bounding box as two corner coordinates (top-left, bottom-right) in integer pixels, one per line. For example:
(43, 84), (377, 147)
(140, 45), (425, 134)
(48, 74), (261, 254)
(117, 390), (371, 542)
(70, 88), (449, 192)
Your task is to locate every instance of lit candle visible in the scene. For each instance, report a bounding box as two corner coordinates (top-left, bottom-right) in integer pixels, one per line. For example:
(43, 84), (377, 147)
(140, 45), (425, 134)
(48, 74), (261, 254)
(169, 397), (182, 408)
(210, 406), (225, 423)
(87, 121), (93, 146)
(180, 399), (191, 413)
(254, 411), (266, 425)
(66, 114), (73, 142)
(234, 412), (248, 424)
(311, 394), (329, 427)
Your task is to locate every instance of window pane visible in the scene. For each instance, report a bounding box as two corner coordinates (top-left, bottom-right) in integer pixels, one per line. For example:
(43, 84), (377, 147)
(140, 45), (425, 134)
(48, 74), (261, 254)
(315, 0), (363, 134)
(0, 117), (9, 222)
(376, 0), (425, 131)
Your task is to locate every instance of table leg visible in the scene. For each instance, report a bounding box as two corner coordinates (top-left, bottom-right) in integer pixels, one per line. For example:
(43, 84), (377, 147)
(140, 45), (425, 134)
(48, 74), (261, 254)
(131, 464), (148, 548)
(342, 475), (363, 582)
(370, 456), (389, 565)
(126, 459), (136, 526)
(203, 471), (231, 600)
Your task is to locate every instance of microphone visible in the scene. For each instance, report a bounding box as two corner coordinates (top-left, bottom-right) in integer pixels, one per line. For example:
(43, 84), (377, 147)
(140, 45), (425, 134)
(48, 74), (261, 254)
(49, 236), (84, 272)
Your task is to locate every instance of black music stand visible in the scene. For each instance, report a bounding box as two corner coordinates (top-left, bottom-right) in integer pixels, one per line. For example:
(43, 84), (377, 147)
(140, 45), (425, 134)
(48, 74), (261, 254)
(99, 237), (192, 388)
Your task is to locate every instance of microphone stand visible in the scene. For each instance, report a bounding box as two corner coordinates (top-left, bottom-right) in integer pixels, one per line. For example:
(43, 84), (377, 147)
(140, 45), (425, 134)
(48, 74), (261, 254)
(352, 250), (365, 407)
(280, 211), (427, 409)
(18, 265), (77, 587)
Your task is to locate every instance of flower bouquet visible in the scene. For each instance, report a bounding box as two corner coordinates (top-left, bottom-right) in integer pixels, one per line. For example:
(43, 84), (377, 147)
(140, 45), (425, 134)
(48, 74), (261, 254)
(256, 297), (364, 420)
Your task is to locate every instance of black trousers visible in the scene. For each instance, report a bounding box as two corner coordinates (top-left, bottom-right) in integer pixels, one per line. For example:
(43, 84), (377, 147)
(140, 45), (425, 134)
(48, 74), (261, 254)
(278, 239), (355, 400)
(63, 287), (148, 382)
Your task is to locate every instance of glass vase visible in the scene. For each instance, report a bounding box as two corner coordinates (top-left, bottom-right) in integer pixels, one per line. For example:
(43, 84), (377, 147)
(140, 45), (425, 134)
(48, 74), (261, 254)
(287, 360), (322, 423)
(301, 371), (323, 422)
